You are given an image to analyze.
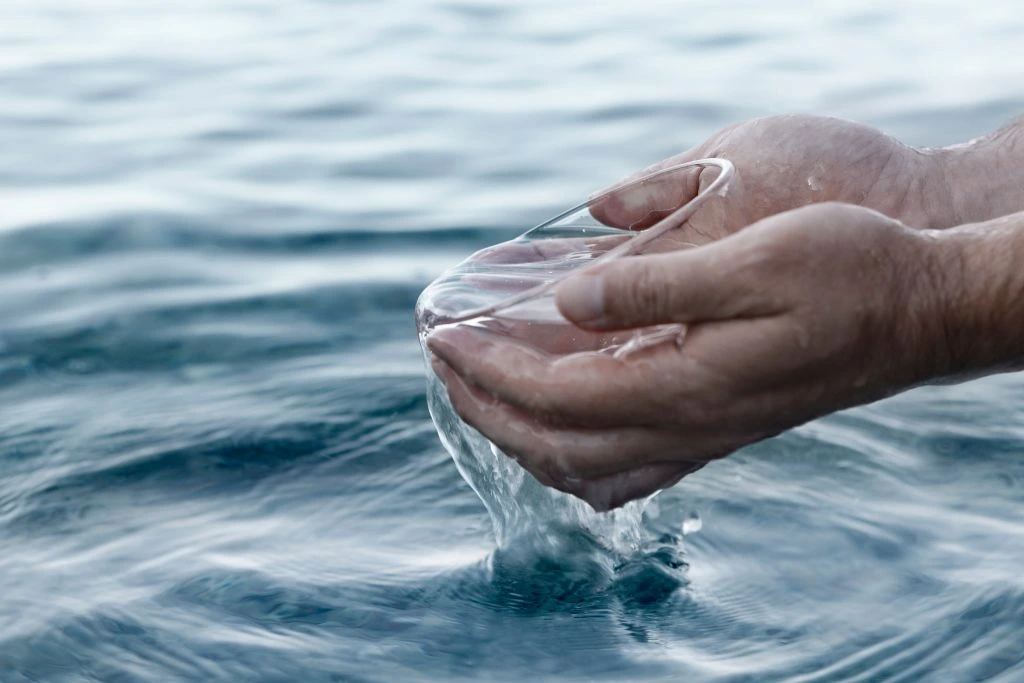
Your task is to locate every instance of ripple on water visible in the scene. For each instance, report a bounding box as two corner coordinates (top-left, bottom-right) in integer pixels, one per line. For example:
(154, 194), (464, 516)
(3, 0), (1024, 680)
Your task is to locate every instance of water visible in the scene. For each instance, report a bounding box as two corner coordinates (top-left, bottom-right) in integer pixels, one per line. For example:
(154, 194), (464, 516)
(1, 0), (1023, 680)
(411, 163), (729, 548)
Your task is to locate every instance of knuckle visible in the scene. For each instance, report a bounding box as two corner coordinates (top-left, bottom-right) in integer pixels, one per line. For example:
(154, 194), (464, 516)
(621, 264), (668, 323)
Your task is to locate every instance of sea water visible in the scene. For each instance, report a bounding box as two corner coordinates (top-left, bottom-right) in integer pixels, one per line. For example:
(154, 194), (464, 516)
(3, 0), (1024, 680)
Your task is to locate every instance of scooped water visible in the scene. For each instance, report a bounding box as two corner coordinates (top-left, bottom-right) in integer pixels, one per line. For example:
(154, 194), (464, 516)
(416, 234), (656, 554)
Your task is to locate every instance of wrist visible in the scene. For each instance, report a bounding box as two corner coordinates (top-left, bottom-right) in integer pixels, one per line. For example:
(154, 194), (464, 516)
(931, 121), (1024, 227)
(919, 213), (1024, 380)
(880, 147), (959, 230)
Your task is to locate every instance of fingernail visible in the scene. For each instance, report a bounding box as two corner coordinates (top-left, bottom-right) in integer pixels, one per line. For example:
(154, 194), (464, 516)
(557, 273), (605, 323)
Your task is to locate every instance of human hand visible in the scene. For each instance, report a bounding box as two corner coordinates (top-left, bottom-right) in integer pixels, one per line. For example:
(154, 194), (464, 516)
(590, 115), (960, 246)
(427, 203), (951, 510)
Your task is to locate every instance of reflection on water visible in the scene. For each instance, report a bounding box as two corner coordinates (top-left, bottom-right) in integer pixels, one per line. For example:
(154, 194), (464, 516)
(1, 0), (1023, 680)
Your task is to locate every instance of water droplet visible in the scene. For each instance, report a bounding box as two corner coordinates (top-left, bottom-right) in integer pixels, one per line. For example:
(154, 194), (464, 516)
(682, 512), (702, 535)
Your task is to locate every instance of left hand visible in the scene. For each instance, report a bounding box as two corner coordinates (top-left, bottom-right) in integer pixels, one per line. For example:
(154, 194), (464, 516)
(427, 203), (950, 510)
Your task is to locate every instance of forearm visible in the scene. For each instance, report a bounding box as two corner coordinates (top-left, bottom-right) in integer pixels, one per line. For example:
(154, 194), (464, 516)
(930, 117), (1024, 226)
(927, 209), (1024, 379)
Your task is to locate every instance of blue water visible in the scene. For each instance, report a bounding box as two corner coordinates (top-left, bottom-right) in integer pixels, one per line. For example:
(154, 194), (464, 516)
(2, 1), (1023, 680)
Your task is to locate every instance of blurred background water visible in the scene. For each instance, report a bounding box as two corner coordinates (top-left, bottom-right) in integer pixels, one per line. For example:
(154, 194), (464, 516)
(1, 0), (1023, 681)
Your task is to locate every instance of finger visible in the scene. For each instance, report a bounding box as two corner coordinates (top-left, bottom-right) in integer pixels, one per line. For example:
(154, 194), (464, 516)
(432, 342), (752, 474)
(467, 316), (631, 355)
(673, 315), (845, 429)
(555, 231), (782, 330)
(452, 235), (631, 321)
(429, 298), (800, 438)
(427, 324), (662, 426)
(571, 462), (704, 512)
(589, 152), (703, 230)
(431, 358), (694, 481)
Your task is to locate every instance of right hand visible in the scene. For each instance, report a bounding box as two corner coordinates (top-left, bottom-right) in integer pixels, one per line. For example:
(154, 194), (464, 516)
(590, 115), (959, 245)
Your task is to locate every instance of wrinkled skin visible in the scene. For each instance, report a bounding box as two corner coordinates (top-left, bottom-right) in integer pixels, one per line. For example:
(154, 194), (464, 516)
(448, 115), (957, 309)
(430, 203), (946, 510)
(463, 115), (956, 267)
(427, 115), (1024, 510)
(588, 114), (958, 242)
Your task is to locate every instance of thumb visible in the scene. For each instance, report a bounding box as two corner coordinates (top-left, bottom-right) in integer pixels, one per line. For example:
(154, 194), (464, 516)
(589, 152), (705, 231)
(555, 243), (766, 330)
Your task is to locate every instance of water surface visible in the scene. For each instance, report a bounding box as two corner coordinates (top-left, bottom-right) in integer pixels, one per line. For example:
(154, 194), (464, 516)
(1, 1), (1023, 680)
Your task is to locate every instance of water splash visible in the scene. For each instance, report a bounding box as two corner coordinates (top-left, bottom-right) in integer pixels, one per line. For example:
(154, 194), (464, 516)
(421, 345), (651, 551)
(415, 161), (739, 553)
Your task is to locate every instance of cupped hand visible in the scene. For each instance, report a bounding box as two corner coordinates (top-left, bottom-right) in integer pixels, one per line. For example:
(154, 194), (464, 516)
(427, 203), (950, 510)
(590, 115), (957, 245)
